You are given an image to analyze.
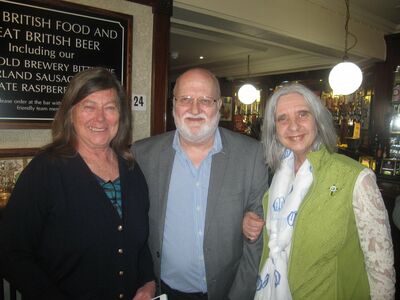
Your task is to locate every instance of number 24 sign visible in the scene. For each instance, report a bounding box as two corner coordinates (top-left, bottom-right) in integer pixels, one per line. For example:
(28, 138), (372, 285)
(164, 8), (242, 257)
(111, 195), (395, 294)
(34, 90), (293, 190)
(132, 94), (146, 111)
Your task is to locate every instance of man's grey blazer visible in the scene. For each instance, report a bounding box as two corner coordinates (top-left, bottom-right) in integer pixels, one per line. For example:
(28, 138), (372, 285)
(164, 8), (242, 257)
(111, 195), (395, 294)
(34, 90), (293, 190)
(133, 127), (269, 300)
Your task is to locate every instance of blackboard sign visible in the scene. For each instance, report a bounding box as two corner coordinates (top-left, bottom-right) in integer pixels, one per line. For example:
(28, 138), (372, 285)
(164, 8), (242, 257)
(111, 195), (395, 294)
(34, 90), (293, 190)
(0, 0), (132, 128)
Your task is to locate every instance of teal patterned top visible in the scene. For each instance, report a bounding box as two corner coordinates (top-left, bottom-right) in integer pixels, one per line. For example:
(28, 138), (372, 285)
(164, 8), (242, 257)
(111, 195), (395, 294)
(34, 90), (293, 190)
(95, 175), (122, 218)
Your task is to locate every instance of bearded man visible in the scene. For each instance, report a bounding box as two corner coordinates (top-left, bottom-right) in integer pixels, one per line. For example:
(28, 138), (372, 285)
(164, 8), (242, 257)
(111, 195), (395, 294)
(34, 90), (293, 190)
(133, 68), (269, 300)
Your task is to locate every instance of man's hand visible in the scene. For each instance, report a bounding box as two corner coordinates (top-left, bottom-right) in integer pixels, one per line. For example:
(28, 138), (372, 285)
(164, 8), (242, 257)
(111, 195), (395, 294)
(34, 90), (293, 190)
(132, 280), (156, 300)
(243, 211), (264, 241)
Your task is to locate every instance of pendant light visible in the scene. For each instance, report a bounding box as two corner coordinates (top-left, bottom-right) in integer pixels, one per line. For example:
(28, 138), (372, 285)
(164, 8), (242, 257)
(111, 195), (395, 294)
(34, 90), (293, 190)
(238, 55), (258, 104)
(328, 0), (362, 95)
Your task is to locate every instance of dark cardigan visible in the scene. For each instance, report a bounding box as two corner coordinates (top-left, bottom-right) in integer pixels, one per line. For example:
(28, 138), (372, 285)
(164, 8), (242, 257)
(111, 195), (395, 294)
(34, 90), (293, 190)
(0, 151), (154, 300)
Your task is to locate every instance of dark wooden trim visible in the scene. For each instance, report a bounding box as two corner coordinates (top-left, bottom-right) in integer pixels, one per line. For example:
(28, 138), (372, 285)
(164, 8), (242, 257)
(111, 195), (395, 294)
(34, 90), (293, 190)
(0, 121), (51, 130)
(127, 0), (154, 7)
(151, 10), (170, 135)
(152, 0), (173, 15)
(0, 148), (39, 158)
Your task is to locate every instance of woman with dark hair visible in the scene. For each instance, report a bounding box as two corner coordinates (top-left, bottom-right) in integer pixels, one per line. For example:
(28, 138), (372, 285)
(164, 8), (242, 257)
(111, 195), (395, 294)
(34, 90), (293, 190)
(0, 68), (155, 300)
(243, 83), (395, 299)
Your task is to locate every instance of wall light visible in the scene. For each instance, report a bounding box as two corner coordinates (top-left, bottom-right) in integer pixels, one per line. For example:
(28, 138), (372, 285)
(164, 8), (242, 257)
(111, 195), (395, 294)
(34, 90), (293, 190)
(328, 0), (362, 95)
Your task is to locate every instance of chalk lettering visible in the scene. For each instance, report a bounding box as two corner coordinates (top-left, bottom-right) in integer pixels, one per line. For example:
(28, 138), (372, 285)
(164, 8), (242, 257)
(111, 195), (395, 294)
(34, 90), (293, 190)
(94, 28), (118, 39)
(25, 31), (71, 47)
(0, 57), (20, 67)
(21, 83), (67, 94)
(72, 65), (92, 72)
(55, 20), (90, 34)
(9, 43), (57, 59)
(24, 60), (69, 72)
(0, 82), (18, 91)
(16, 105), (35, 111)
(0, 27), (20, 39)
(75, 38), (100, 50)
(35, 73), (73, 83)
(2, 11), (51, 29)
(0, 70), (32, 80)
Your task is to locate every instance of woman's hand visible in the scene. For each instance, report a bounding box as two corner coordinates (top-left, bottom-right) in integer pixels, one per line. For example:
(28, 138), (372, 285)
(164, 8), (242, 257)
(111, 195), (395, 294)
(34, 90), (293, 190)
(132, 280), (156, 300)
(243, 211), (265, 241)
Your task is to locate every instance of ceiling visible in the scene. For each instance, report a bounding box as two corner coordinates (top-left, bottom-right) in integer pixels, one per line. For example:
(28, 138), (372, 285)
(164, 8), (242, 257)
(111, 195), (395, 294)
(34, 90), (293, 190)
(169, 0), (400, 81)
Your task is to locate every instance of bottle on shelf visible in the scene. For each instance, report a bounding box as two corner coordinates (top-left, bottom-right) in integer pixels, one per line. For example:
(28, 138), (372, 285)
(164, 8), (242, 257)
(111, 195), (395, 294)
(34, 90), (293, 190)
(372, 134), (379, 154)
(392, 66), (400, 102)
(374, 135), (383, 173)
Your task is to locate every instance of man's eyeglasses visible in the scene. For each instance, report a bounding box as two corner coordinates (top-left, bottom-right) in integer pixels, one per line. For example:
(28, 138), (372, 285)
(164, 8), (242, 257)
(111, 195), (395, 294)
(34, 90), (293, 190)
(174, 96), (218, 107)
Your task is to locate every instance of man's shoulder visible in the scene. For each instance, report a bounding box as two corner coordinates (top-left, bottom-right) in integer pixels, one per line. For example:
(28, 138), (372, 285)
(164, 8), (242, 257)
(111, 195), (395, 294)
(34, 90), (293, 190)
(136, 131), (174, 145)
(219, 127), (261, 148)
(133, 131), (174, 153)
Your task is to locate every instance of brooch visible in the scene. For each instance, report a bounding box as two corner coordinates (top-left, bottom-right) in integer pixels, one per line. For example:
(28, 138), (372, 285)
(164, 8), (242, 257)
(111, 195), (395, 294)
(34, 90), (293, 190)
(329, 185), (337, 196)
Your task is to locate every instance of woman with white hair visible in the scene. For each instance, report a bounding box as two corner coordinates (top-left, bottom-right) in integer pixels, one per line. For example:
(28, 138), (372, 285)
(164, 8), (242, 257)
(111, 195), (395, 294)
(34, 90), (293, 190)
(243, 83), (395, 299)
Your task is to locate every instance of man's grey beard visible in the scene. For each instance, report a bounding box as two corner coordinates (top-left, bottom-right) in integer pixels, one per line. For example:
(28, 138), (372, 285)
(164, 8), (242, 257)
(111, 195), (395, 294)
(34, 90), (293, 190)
(173, 110), (220, 144)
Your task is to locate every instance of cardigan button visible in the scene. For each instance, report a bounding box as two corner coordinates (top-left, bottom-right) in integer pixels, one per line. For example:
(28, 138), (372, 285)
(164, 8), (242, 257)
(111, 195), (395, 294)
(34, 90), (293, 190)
(118, 293), (124, 299)
(118, 270), (124, 276)
(118, 248), (124, 255)
(117, 225), (123, 231)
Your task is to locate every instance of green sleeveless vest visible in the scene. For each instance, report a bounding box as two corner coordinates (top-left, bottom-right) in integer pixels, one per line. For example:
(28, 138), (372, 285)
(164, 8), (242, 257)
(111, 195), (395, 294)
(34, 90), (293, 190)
(260, 147), (370, 299)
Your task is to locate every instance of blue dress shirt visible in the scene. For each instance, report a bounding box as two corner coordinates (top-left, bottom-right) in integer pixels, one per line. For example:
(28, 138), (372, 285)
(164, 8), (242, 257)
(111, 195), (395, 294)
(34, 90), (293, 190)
(160, 129), (222, 293)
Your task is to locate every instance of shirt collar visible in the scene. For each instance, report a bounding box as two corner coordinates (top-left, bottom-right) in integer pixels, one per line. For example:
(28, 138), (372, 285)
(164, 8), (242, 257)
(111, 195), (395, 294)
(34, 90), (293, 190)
(173, 128), (223, 155)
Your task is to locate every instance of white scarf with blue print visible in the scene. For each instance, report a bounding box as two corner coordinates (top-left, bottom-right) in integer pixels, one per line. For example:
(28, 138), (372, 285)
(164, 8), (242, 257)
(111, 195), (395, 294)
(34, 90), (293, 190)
(255, 149), (313, 300)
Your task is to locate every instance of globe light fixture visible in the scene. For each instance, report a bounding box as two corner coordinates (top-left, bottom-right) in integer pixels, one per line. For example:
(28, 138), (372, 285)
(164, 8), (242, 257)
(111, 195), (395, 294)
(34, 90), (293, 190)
(238, 84), (258, 104)
(328, 0), (363, 95)
(329, 61), (363, 95)
(238, 55), (257, 104)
